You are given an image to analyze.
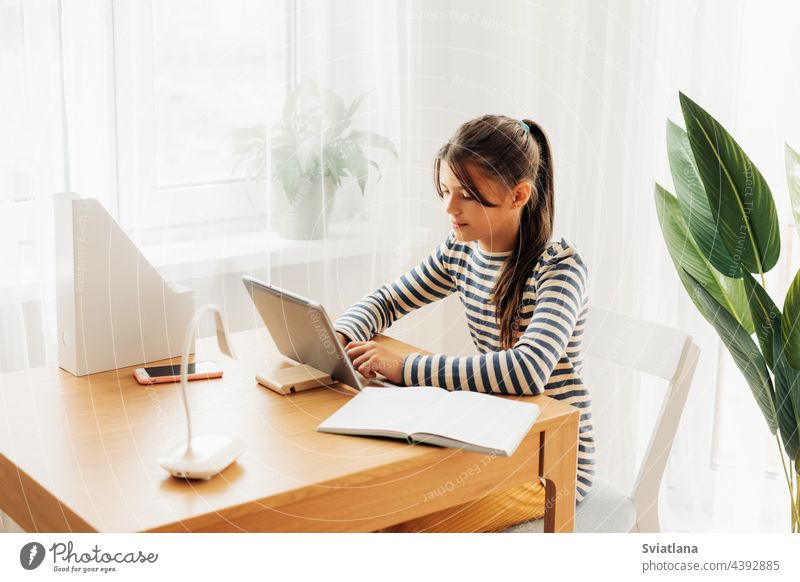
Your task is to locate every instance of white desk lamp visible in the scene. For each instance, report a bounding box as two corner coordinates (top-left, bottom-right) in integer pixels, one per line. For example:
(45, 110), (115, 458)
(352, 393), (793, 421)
(158, 304), (245, 480)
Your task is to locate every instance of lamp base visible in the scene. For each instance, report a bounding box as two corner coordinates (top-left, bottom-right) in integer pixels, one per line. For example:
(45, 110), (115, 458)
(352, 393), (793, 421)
(158, 434), (245, 480)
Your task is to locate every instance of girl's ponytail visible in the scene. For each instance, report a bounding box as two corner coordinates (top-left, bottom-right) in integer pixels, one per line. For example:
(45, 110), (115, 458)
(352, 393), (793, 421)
(523, 119), (555, 229)
(495, 119), (555, 349)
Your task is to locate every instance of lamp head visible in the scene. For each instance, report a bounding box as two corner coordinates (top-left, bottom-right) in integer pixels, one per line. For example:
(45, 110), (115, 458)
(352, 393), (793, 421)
(213, 308), (236, 359)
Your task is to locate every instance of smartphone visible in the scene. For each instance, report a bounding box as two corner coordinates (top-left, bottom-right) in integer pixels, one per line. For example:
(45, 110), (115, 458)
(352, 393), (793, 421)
(133, 361), (223, 385)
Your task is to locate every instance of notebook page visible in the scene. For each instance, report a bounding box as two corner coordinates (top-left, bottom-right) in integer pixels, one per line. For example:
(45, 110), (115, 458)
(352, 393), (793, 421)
(416, 391), (540, 454)
(318, 387), (447, 434)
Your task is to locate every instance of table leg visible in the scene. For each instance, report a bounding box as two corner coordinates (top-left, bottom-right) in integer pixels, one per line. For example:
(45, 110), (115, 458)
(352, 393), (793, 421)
(539, 413), (579, 533)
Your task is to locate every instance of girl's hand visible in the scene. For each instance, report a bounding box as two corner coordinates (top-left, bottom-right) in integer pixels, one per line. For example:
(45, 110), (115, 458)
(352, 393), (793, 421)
(345, 341), (404, 385)
(335, 332), (348, 347)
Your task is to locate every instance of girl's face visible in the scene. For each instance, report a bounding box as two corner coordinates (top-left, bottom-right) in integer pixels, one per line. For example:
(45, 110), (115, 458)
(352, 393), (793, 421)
(439, 161), (532, 252)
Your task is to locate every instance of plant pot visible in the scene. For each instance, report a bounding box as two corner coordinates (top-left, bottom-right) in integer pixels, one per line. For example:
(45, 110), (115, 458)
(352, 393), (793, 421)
(279, 175), (337, 240)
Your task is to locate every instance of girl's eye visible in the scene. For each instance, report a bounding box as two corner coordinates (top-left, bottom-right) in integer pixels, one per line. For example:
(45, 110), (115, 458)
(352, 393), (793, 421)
(442, 189), (474, 201)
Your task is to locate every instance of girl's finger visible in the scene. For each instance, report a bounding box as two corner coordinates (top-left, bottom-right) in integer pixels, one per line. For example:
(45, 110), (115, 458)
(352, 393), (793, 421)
(346, 344), (368, 358)
(346, 341), (376, 358)
(351, 351), (373, 368)
(358, 359), (376, 378)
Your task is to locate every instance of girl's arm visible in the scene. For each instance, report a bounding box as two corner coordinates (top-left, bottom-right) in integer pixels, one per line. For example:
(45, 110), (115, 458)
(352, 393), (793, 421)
(401, 248), (587, 395)
(333, 233), (458, 343)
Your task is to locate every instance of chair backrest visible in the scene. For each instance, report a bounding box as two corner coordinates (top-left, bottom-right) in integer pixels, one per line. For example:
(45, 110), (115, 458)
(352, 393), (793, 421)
(583, 305), (700, 532)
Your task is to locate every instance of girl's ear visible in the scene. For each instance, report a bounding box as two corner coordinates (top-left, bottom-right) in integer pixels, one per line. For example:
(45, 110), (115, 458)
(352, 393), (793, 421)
(511, 180), (533, 209)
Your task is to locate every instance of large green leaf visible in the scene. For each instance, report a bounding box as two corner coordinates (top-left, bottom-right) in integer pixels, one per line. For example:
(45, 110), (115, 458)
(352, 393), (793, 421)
(785, 143), (800, 243)
(655, 184), (754, 333)
(667, 120), (742, 278)
(742, 272), (780, 371)
(685, 272), (777, 434)
(679, 92), (781, 274)
(782, 268), (800, 370)
(772, 318), (800, 463)
(719, 276), (755, 335)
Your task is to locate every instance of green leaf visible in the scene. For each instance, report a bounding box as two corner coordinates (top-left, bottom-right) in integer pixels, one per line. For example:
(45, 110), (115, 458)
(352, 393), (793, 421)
(667, 120), (742, 278)
(785, 143), (800, 243)
(320, 90), (349, 142)
(684, 271), (778, 434)
(345, 92), (369, 121)
(655, 184), (754, 333)
(782, 268), (800, 370)
(772, 318), (800, 462)
(742, 272), (780, 371)
(349, 130), (399, 158)
(369, 160), (382, 183)
(296, 142), (319, 176)
(322, 89), (346, 123)
(344, 144), (369, 194)
(275, 157), (302, 202)
(679, 92), (780, 274)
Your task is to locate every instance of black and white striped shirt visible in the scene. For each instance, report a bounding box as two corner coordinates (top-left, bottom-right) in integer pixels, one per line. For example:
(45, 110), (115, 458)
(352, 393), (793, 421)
(334, 231), (595, 502)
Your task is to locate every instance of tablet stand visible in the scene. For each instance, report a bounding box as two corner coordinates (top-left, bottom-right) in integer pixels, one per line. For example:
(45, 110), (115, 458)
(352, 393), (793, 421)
(256, 362), (338, 394)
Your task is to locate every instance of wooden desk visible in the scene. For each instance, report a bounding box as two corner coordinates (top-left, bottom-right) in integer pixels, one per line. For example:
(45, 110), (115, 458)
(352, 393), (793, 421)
(0, 329), (578, 533)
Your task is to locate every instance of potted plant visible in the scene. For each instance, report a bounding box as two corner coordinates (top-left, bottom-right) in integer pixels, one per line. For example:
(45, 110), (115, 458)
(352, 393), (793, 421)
(655, 92), (800, 531)
(231, 81), (398, 239)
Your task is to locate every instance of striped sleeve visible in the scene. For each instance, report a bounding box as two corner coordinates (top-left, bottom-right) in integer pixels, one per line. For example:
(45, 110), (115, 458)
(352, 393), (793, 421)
(401, 247), (588, 394)
(333, 233), (458, 342)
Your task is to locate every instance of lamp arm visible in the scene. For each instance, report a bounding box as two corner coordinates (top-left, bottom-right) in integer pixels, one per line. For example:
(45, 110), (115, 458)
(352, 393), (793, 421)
(179, 304), (235, 457)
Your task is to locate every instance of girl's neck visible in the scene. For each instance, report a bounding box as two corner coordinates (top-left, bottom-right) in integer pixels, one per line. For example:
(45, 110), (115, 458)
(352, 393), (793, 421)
(477, 229), (519, 254)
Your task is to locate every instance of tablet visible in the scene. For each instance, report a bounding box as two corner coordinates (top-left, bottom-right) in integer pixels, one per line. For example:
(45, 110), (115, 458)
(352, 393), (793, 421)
(242, 275), (369, 391)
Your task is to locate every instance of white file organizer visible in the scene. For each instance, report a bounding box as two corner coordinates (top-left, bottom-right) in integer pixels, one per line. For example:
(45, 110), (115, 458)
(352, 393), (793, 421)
(55, 193), (195, 376)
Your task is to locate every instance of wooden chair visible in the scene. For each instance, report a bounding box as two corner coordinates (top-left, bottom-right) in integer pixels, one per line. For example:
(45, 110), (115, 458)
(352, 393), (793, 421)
(505, 306), (700, 533)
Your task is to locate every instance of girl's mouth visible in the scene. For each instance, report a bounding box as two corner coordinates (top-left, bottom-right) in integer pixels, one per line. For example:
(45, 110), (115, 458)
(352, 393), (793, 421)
(451, 222), (468, 228)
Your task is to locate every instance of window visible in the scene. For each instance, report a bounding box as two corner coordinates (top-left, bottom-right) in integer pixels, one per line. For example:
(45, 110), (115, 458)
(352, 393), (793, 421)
(113, 0), (293, 230)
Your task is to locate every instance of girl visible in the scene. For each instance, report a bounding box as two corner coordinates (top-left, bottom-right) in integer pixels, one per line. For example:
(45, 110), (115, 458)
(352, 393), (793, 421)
(333, 114), (594, 532)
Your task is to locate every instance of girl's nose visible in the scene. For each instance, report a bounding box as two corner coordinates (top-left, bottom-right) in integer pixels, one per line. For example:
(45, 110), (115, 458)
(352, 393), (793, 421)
(444, 194), (460, 215)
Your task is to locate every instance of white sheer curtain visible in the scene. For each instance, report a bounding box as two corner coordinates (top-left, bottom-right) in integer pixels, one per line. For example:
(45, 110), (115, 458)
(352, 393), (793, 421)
(3, 0), (799, 533)
(398, 0), (800, 531)
(0, 0), (64, 374)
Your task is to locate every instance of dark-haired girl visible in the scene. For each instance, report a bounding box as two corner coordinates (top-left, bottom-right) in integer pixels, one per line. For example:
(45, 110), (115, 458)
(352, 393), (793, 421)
(333, 115), (594, 532)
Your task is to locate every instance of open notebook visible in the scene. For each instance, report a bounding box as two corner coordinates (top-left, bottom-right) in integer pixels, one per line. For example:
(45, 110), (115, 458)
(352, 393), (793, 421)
(317, 387), (541, 457)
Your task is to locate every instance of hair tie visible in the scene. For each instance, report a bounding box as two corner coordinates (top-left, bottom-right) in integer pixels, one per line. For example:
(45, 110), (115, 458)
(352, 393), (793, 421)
(517, 119), (530, 134)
